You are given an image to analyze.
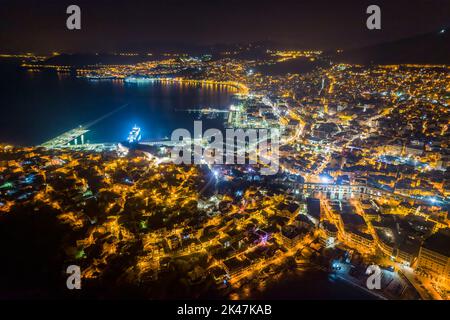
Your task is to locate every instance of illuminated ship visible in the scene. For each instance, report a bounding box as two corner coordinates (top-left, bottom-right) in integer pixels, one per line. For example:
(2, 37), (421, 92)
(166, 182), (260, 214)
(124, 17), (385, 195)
(85, 73), (116, 80)
(124, 75), (153, 83)
(127, 125), (142, 144)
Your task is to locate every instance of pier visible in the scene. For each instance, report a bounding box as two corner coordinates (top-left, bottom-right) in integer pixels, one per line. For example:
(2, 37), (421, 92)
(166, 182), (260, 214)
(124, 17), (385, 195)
(40, 103), (129, 148)
(40, 126), (89, 148)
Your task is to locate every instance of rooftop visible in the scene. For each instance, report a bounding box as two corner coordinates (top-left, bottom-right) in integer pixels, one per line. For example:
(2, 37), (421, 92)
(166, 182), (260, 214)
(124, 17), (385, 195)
(422, 229), (450, 257)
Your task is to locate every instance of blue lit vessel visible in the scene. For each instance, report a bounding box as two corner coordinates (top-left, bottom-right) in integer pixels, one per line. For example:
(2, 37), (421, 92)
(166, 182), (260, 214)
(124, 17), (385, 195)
(85, 73), (116, 80)
(127, 125), (142, 143)
(124, 75), (153, 83)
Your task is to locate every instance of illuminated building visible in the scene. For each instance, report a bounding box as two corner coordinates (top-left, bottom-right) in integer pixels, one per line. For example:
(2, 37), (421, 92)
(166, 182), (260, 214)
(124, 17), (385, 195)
(280, 225), (303, 249)
(319, 221), (338, 247)
(417, 230), (450, 285)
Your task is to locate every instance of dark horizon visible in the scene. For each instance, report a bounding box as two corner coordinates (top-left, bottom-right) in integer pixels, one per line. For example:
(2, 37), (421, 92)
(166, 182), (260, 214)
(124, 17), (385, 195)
(1, 0), (449, 54)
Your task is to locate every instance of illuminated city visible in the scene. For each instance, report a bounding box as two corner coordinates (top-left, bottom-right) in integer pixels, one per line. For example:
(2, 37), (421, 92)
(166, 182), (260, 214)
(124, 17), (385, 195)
(0, 0), (449, 307)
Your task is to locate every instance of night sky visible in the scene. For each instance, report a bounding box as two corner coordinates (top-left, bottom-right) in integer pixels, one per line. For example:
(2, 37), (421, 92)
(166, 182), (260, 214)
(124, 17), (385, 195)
(1, 0), (449, 53)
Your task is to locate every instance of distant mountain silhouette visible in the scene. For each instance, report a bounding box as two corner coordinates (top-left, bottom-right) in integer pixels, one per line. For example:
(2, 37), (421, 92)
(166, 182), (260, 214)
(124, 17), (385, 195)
(42, 42), (278, 66)
(335, 28), (450, 64)
(44, 53), (153, 66)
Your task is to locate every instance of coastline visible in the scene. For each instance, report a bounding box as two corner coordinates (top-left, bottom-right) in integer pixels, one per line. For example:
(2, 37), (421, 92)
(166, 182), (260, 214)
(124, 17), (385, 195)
(334, 274), (387, 300)
(250, 268), (380, 300)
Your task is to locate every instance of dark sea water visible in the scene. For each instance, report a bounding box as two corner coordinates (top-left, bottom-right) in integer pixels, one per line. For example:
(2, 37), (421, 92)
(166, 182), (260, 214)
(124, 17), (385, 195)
(255, 270), (378, 300)
(0, 60), (235, 146)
